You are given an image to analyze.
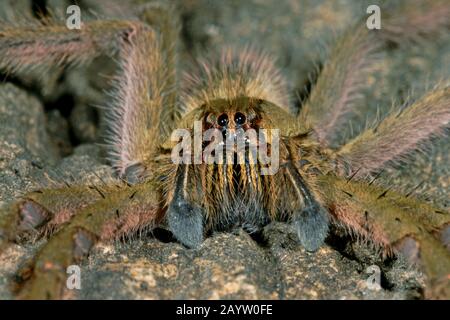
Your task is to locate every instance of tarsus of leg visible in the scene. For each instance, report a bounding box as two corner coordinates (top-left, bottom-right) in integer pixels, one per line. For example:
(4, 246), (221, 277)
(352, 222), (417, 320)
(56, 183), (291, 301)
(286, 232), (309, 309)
(15, 182), (160, 299)
(0, 186), (103, 251)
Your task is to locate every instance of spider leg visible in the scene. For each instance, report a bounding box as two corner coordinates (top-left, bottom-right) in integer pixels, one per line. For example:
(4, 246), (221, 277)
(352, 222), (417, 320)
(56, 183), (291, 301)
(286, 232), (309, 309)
(136, 2), (180, 135)
(298, 22), (381, 144)
(336, 85), (450, 177)
(12, 182), (161, 300)
(0, 4), (180, 179)
(318, 175), (450, 299)
(0, 186), (105, 250)
(299, 0), (450, 145)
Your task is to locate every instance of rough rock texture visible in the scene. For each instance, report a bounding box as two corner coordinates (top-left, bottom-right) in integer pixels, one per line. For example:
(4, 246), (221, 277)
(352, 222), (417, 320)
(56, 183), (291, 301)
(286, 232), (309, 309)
(78, 224), (423, 300)
(0, 84), (59, 205)
(0, 0), (448, 300)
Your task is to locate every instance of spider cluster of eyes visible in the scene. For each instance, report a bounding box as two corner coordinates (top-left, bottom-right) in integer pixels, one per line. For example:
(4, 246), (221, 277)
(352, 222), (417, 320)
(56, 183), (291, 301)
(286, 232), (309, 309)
(170, 115), (280, 175)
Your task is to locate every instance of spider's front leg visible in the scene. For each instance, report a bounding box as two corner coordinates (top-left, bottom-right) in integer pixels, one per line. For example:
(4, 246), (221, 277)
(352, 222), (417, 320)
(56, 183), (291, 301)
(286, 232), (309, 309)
(0, 186), (106, 250)
(1, 182), (161, 300)
(318, 175), (450, 299)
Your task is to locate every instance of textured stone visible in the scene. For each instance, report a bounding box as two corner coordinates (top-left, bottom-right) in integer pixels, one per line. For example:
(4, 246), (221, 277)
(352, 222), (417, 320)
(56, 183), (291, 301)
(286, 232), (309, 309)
(78, 224), (422, 300)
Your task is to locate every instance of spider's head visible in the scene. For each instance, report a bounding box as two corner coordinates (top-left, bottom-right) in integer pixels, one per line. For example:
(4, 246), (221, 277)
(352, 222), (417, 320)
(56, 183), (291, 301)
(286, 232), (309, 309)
(197, 97), (281, 165)
(198, 96), (303, 151)
(164, 96), (299, 167)
(201, 97), (261, 145)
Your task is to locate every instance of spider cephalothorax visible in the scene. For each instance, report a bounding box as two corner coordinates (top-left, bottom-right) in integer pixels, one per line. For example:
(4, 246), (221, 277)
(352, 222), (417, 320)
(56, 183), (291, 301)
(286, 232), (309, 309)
(156, 93), (331, 251)
(0, 0), (449, 299)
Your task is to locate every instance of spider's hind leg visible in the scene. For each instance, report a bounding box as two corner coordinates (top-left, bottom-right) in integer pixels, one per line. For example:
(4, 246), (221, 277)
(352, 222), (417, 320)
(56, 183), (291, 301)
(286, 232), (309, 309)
(318, 175), (450, 299)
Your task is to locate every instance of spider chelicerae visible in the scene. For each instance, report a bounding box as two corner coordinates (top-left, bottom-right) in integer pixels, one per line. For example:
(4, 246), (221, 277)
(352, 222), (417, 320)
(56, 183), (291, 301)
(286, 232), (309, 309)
(0, 1), (449, 299)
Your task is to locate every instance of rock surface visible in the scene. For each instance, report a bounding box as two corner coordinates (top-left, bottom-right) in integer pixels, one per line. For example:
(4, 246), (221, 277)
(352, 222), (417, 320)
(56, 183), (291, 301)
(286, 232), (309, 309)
(0, 0), (448, 300)
(78, 224), (423, 300)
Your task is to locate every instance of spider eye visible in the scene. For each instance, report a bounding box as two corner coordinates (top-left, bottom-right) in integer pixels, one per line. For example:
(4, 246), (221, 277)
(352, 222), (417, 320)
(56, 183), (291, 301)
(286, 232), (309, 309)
(218, 114), (229, 127)
(234, 112), (246, 125)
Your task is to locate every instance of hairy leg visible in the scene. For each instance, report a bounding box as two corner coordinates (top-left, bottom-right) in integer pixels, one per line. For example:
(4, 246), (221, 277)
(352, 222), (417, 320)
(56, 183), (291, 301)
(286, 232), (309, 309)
(317, 175), (450, 299)
(136, 2), (181, 138)
(0, 186), (105, 250)
(0, 6), (179, 179)
(336, 85), (450, 177)
(299, 0), (450, 145)
(10, 182), (161, 299)
(298, 23), (381, 144)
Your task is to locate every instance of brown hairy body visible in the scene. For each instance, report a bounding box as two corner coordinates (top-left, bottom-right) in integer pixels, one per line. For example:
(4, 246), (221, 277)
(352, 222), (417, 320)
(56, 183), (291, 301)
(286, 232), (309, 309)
(0, 1), (449, 299)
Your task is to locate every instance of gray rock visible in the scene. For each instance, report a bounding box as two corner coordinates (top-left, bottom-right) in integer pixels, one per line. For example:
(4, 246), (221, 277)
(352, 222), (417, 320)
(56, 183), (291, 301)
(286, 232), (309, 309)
(77, 223), (422, 300)
(0, 84), (59, 204)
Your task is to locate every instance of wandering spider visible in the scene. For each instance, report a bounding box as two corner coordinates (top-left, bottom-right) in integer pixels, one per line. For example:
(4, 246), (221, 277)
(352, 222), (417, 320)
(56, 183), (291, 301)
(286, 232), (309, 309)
(0, 0), (449, 299)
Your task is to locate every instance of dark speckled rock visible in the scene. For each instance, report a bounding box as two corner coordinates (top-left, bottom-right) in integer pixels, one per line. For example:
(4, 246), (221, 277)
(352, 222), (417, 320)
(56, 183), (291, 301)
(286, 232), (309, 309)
(0, 84), (59, 204)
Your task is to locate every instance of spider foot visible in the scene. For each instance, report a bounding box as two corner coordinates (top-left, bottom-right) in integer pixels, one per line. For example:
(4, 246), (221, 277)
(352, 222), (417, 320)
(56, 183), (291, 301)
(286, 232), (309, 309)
(0, 200), (50, 250)
(17, 201), (50, 233)
(122, 163), (147, 185)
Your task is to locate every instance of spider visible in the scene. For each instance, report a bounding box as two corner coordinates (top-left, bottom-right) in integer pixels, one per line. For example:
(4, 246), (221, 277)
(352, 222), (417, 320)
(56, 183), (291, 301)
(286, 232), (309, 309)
(0, 1), (449, 299)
